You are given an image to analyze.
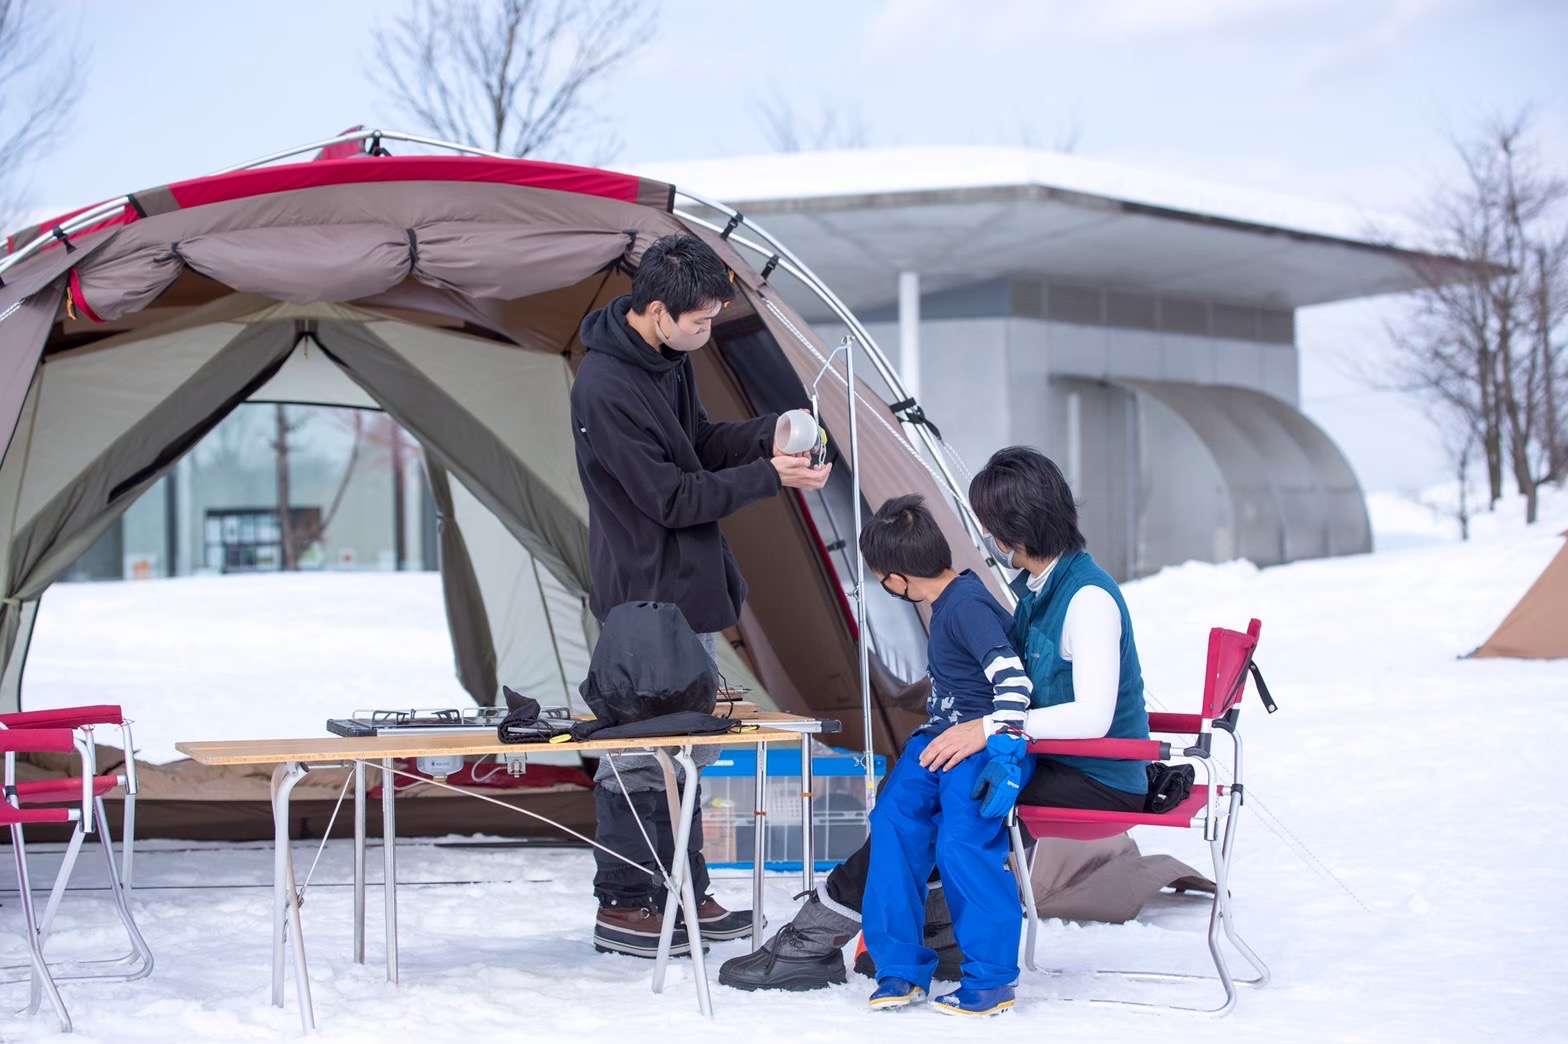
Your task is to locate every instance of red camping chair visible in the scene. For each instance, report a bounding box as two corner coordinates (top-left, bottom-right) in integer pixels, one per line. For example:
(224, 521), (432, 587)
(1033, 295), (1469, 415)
(1006, 619), (1274, 1016)
(1, 705), (141, 893)
(0, 705), (152, 1019)
(0, 728), (101, 1032)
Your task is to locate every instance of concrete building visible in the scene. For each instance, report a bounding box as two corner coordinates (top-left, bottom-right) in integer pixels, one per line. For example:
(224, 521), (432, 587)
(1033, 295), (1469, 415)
(647, 147), (1440, 579)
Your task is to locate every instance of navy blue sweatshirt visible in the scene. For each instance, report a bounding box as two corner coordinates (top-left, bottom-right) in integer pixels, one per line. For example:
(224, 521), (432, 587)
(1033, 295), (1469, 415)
(571, 296), (780, 633)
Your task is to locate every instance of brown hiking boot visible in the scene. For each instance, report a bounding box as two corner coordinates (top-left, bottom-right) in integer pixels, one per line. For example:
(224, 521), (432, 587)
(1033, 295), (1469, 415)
(594, 903), (703, 959)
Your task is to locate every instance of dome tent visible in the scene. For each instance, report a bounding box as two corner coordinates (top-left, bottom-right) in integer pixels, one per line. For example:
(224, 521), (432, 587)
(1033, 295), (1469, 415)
(0, 131), (1004, 836)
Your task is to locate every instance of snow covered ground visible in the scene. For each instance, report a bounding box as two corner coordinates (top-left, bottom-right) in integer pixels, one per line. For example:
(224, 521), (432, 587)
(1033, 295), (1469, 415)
(4, 487), (1566, 1042)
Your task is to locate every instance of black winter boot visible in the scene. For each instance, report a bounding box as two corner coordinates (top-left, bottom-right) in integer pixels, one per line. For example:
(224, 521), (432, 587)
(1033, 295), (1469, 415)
(718, 890), (858, 992)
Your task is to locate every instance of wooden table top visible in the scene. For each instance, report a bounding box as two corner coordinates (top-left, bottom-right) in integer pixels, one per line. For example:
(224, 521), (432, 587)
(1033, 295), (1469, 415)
(176, 708), (826, 767)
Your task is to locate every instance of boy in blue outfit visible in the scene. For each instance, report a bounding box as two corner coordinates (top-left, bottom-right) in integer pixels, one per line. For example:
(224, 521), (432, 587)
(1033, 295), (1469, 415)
(858, 495), (1032, 1017)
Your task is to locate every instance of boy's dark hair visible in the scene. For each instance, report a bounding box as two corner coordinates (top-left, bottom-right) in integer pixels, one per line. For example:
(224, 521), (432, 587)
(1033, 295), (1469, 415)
(629, 234), (736, 319)
(968, 446), (1085, 560)
(859, 494), (953, 579)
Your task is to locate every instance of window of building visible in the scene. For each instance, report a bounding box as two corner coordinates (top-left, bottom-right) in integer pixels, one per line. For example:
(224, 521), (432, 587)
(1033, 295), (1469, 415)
(203, 507), (321, 573)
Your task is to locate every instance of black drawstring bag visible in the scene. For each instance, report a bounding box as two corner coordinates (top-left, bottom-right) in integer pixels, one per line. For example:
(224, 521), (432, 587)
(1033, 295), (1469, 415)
(579, 601), (719, 726)
(1144, 762), (1196, 814)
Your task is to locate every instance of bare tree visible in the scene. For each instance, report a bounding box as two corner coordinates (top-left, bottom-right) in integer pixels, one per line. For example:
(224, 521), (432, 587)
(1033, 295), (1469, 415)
(0, 1), (85, 227)
(1384, 112), (1567, 523)
(752, 90), (869, 153)
(370, 0), (655, 162)
(271, 404), (303, 571)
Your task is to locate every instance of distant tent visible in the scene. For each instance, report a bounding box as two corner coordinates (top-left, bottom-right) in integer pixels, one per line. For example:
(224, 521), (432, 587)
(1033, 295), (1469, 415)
(1471, 531), (1568, 660)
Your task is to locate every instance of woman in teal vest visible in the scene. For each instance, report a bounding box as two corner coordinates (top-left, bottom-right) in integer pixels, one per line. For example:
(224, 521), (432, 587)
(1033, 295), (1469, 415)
(920, 445), (1152, 799)
(719, 445), (1150, 993)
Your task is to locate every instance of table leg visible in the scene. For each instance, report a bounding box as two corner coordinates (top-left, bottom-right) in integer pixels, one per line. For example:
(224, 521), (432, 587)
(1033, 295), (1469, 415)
(271, 761), (314, 1033)
(751, 741), (766, 951)
(672, 747), (714, 1017)
(799, 732), (815, 893)
(651, 751), (688, 995)
(382, 757), (399, 984)
(650, 747), (713, 1016)
(353, 760), (366, 965)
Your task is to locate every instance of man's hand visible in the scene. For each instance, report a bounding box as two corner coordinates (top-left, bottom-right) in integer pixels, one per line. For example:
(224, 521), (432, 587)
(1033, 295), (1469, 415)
(772, 455), (831, 490)
(970, 731), (1028, 819)
(918, 717), (987, 771)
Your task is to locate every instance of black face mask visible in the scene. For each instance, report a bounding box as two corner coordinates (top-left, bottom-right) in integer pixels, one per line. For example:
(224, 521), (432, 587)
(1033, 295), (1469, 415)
(880, 574), (921, 604)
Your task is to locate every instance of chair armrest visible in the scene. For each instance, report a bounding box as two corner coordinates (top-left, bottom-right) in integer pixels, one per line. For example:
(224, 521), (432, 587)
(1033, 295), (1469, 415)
(1027, 737), (1169, 761)
(1148, 712), (1206, 735)
(0, 704), (124, 729)
(0, 729), (79, 754)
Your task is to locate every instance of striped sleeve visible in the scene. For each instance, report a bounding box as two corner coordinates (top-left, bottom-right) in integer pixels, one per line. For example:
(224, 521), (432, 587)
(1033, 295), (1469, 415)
(983, 647), (1032, 732)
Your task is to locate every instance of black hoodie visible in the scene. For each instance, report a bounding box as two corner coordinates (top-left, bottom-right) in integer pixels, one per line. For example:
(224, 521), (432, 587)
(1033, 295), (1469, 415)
(570, 295), (781, 634)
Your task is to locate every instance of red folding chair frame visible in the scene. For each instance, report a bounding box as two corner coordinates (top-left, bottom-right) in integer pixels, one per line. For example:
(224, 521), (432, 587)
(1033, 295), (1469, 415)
(0, 709), (153, 1032)
(1006, 619), (1272, 1016)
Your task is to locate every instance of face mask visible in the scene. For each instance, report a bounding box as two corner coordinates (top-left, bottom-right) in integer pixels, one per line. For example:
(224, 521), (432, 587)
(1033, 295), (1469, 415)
(981, 532), (1017, 570)
(654, 309), (710, 352)
(880, 574), (921, 604)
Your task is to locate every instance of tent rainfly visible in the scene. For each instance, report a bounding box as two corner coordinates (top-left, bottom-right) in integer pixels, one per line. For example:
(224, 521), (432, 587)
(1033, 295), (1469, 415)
(1471, 530), (1568, 660)
(0, 129), (1008, 784)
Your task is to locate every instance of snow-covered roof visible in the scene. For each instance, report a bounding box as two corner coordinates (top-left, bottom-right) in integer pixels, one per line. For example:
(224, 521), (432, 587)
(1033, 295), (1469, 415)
(639, 146), (1415, 249)
(635, 147), (1440, 312)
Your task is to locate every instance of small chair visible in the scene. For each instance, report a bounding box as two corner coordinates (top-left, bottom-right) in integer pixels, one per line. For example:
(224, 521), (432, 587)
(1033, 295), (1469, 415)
(0, 705), (141, 893)
(0, 705), (153, 1025)
(1, 728), (97, 1032)
(1007, 619), (1275, 1016)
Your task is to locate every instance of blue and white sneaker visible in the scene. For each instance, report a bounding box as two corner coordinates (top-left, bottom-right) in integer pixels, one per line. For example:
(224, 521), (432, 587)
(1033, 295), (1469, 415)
(933, 984), (1016, 1017)
(868, 977), (927, 1010)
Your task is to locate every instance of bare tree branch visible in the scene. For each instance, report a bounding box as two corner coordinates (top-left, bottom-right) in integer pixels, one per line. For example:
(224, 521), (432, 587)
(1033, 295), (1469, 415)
(0, 0), (86, 228)
(370, 0), (655, 161)
(1376, 109), (1568, 522)
(752, 89), (869, 153)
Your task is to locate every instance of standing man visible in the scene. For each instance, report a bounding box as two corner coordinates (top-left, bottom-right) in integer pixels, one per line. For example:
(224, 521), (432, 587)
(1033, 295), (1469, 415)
(571, 233), (831, 957)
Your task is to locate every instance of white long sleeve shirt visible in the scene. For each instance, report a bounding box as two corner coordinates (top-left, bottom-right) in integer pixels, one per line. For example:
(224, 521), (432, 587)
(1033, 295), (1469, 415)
(982, 559), (1123, 740)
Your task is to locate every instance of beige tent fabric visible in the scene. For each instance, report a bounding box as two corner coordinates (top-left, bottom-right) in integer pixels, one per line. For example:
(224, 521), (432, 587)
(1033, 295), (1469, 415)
(1030, 835), (1214, 923)
(1473, 532), (1568, 659)
(0, 283), (64, 469)
(7, 321), (297, 603)
(427, 462), (501, 707)
(312, 319), (591, 596)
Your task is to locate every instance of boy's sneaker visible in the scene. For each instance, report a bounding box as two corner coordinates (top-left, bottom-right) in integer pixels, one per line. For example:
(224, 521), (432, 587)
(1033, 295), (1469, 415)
(868, 977), (927, 1010)
(594, 904), (706, 959)
(933, 984), (1016, 1017)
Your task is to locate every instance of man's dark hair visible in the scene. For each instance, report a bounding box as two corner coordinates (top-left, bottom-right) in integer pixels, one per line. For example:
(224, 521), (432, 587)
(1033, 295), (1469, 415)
(629, 234), (736, 319)
(968, 446), (1085, 560)
(858, 494), (953, 579)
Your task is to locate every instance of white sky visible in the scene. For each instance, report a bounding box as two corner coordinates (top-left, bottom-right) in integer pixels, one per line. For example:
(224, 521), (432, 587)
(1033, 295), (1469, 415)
(18, 0), (1568, 493)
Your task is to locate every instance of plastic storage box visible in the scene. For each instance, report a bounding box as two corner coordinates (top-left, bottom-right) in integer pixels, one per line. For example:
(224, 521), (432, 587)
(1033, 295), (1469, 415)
(700, 743), (886, 872)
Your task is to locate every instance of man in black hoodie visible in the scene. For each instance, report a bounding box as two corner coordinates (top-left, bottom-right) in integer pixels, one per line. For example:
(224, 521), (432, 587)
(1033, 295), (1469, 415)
(572, 234), (831, 958)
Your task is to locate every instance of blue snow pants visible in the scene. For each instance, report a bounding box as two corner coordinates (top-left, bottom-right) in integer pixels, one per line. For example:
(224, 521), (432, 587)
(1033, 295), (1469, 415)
(862, 730), (1033, 990)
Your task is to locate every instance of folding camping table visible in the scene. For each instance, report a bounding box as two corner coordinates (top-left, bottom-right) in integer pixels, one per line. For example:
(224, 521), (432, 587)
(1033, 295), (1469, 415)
(176, 708), (833, 1034)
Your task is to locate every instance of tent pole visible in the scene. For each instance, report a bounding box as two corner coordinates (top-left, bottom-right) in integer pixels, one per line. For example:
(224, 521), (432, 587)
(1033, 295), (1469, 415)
(671, 204), (1011, 606)
(842, 335), (875, 817)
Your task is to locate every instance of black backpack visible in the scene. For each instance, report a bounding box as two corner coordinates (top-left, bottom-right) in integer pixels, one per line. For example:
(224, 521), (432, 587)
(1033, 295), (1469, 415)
(579, 601), (719, 726)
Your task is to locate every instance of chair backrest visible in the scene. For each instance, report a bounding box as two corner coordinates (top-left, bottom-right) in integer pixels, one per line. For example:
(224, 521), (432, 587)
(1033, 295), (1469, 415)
(1202, 619), (1262, 721)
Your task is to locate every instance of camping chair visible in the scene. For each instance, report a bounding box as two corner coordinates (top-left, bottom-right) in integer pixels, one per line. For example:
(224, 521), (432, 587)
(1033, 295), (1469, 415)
(0, 728), (99, 1032)
(1006, 619), (1274, 1016)
(0, 705), (153, 1008)
(0, 705), (141, 893)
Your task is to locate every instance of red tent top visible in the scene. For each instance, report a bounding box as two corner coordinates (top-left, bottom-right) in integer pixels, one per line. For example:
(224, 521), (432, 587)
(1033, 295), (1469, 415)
(7, 154), (674, 256)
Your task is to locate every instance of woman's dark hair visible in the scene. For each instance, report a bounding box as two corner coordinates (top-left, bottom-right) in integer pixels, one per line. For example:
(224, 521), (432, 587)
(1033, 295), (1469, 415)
(968, 446), (1085, 560)
(858, 494), (953, 579)
(629, 234), (736, 318)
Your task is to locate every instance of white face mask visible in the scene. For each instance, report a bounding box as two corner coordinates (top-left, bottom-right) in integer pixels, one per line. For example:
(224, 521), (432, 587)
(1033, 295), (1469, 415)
(981, 532), (1017, 570)
(654, 307), (713, 352)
